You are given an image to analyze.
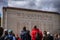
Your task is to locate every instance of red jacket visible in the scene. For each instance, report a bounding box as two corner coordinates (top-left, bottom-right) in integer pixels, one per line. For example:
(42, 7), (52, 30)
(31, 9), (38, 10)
(31, 28), (43, 40)
(16, 34), (22, 40)
(17, 37), (22, 40)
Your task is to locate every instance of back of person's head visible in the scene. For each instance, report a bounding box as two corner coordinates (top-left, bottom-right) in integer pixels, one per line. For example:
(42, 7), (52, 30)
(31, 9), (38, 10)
(5, 31), (8, 35)
(44, 31), (47, 34)
(47, 32), (50, 36)
(55, 34), (58, 37)
(0, 27), (4, 37)
(4, 29), (8, 35)
(12, 33), (15, 36)
(23, 26), (26, 31)
(4, 29), (7, 32)
(34, 25), (37, 29)
(27, 30), (30, 34)
(8, 29), (13, 34)
(44, 31), (47, 36)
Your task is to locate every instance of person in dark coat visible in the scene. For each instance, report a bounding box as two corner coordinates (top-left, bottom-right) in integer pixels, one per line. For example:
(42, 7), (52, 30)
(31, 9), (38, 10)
(27, 30), (31, 40)
(47, 32), (54, 40)
(0, 27), (4, 40)
(8, 29), (16, 40)
(3, 29), (8, 40)
(43, 31), (54, 40)
(43, 31), (48, 40)
(20, 26), (31, 40)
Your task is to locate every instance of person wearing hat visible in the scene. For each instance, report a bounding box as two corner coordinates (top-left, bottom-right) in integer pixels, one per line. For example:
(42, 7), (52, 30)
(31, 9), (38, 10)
(47, 32), (54, 40)
(8, 29), (16, 40)
(3, 29), (8, 40)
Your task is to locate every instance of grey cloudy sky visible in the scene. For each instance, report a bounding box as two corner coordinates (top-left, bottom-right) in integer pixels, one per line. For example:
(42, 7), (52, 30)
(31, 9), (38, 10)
(0, 0), (60, 17)
(8, 0), (60, 12)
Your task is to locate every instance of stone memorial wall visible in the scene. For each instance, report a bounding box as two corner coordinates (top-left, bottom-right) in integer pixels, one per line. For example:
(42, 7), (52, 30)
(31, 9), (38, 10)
(3, 7), (60, 35)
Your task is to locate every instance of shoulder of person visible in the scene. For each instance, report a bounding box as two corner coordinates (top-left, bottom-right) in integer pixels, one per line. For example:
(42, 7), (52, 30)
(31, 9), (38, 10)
(0, 36), (4, 40)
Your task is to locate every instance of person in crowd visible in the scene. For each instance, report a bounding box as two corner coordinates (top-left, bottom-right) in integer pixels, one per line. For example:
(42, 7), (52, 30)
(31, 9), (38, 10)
(26, 30), (31, 40)
(31, 25), (43, 40)
(43, 31), (48, 40)
(54, 33), (59, 40)
(58, 33), (60, 40)
(12, 33), (16, 40)
(47, 32), (54, 40)
(16, 34), (22, 40)
(20, 26), (30, 40)
(8, 29), (16, 40)
(3, 29), (9, 40)
(0, 27), (4, 40)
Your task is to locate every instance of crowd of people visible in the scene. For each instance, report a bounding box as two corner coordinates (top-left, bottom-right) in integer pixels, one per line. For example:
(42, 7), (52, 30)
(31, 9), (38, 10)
(0, 26), (60, 40)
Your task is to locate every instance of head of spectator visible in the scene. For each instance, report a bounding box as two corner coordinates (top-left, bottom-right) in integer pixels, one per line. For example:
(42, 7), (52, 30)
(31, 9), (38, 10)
(23, 26), (26, 31)
(4, 29), (8, 35)
(34, 25), (37, 29)
(44, 31), (47, 36)
(47, 32), (50, 35)
(12, 33), (15, 37)
(0, 27), (4, 37)
(47, 32), (52, 36)
(8, 29), (13, 35)
(55, 33), (58, 38)
(27, 30), (30, 34)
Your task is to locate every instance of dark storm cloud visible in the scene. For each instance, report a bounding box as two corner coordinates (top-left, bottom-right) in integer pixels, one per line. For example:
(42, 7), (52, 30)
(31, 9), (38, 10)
(53, 0), (60, 12)
(3, 0), (60, 13)
(0, 0), (3, 5)
(0, 0), (3, 2)
(3, 0), (8, 6)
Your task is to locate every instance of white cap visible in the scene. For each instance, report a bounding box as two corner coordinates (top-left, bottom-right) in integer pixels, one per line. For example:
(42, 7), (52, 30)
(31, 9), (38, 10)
(8, 29), (12, 33)
(4, 29), (8, 31)
(47, 32), (50, 35)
